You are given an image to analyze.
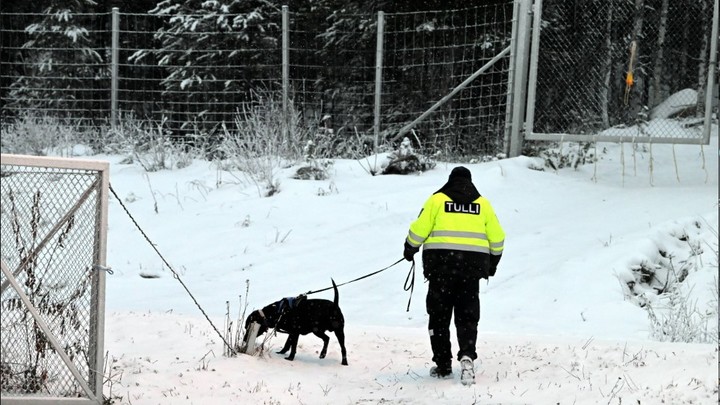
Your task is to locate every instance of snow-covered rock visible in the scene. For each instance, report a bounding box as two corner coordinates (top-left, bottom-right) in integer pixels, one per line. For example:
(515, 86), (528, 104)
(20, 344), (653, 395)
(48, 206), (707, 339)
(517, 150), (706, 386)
(650, 89), (697, 119)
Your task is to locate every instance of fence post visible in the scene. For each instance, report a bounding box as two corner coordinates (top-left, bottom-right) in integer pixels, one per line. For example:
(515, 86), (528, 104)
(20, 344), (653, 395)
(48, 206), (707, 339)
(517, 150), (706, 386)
(703, 0), (719, 144)
(374, 11), (385, 154)
(111, 7), (119, 130)
(504, 1), (521, 157)
(282, 6), (289, 143)
(91, 163), (109, 399)
(522, 0), (542, 150)
(508, 0), (533, 157)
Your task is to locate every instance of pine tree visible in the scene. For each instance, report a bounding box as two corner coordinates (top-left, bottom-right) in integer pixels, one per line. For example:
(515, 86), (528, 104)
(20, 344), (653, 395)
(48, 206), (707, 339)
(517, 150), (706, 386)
(8, 0), (105, 122)
(129, 0), (283, 136)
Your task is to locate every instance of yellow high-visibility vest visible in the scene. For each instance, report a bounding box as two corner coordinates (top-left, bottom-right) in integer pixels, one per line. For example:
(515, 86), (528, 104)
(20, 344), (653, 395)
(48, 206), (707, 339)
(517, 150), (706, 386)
(406, 193), (504, 256)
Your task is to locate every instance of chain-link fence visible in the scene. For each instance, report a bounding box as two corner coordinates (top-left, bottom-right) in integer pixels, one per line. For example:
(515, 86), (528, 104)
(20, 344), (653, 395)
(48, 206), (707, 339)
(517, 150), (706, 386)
(525, 0), (718, 144)
(1, 155), (108, 403)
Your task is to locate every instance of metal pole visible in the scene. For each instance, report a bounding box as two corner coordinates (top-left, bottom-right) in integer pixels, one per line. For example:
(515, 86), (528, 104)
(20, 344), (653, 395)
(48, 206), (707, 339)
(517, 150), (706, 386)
(508, 0), (533, 157)
(91, 166), (109, 398)
(392, 46), (511, 142)
(523, 0), (543, 149)
(503, 0), (521, 157)
(111, 8), (119, 130)
(282, 6), (290, 143)
(374, 11), (385, 155)
(702, 0), (719, 144)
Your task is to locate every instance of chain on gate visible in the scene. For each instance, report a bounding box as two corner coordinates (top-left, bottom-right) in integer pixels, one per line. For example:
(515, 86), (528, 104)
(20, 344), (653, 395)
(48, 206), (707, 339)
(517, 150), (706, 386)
(109, 184), (237, 355)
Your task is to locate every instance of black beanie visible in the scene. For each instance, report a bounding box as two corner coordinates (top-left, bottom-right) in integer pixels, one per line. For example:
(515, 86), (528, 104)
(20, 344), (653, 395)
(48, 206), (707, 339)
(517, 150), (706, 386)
(449, 166), (472, 181)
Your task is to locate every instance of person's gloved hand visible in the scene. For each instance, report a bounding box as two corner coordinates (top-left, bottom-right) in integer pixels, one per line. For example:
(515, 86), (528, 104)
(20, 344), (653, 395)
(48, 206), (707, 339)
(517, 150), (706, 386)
(485, 255), (501, 277)
(403, 241), (419, 261)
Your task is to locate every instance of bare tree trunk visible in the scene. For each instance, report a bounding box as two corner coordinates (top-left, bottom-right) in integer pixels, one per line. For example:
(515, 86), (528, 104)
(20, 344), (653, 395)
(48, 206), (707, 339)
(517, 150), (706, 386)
(627, 0), (646, 121)
(601, 0), (613, 127)
(695, 0), (710, 116)
(679, 5), (689, 87)
(649, 0), (669, 108)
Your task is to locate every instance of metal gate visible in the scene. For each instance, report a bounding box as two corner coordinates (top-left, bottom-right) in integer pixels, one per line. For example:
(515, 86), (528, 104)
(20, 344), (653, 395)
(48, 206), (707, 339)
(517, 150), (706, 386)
(1, 154), (108, 404)
(520, 0), (718, 146)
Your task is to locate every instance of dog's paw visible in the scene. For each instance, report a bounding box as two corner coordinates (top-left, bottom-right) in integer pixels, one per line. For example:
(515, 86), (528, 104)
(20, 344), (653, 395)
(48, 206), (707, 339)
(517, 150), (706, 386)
(342, 359), (348, 366)
(284, 355), (295, 361)
(277, 349), (288, 354)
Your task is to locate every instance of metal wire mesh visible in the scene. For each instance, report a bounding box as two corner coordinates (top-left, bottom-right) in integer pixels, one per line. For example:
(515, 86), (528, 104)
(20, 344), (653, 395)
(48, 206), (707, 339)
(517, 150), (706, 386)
(1, 161), (104, 399)
(1, 4), (514, 157)
(1, 2), (715, 153)
(286, 10), (377, 156)
(118, 12), (282, 138)
(0, 12), (112, 131)
(383, 4), (514, 157)
(528, 0), (715, 142)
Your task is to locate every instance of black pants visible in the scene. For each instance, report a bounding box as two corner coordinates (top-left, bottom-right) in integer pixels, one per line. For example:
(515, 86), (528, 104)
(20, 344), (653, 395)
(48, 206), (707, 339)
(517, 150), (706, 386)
(426, 271), (480, 366)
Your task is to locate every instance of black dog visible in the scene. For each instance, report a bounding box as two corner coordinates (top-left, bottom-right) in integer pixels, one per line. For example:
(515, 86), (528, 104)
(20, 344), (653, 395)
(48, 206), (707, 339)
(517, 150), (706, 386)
(244, 279), (348, 365)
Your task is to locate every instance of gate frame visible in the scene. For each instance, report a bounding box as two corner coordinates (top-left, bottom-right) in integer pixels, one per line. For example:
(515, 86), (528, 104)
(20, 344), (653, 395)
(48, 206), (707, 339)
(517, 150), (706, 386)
(513, 0), (718, 152)
(0, 154), (109, 405)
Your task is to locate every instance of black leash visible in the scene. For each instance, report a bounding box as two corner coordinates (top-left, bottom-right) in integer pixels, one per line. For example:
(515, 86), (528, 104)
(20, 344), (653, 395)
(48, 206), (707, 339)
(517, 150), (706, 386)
(304, 257), (417, 312)
(403, 259), (416, 312)
(305, 258), (404, 295)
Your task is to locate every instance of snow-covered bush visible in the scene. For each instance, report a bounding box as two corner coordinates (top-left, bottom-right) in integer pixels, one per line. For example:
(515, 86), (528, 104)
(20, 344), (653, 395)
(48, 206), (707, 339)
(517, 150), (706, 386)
(217, 92), (308, 197)
(621, 220), (718, 344)
(0, 112), (96, 157)
(293, 142), (334, 181)
(645, 282), (718, 344)
(292, 130), (336, 181)
(380, 137), (436, 175)
(523, 141), (596, 171)
(107, 113), (193, 171)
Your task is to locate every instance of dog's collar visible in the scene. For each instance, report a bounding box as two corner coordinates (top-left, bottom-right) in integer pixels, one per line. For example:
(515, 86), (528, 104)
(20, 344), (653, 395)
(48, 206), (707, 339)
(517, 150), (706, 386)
(278, 295), (306, 314)
(258, 309), (266, 319)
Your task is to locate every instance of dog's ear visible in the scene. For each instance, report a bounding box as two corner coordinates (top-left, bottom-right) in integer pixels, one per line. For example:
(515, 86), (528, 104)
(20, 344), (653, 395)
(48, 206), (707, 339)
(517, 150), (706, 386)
(244, 311), (258, 329)
(260, 303), (279, 327)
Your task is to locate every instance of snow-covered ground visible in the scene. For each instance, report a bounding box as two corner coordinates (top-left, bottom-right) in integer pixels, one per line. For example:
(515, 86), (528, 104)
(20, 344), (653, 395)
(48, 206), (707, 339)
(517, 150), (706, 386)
(94, 124), (719, 404)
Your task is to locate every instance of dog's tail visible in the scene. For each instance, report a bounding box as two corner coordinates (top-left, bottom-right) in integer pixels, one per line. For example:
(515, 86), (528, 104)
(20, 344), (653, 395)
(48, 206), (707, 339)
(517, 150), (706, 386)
(331, 278), (339, 306)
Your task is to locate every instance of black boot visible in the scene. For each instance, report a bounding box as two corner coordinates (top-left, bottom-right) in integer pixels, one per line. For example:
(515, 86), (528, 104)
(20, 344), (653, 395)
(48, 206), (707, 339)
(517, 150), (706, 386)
(429, 362), (453, 379)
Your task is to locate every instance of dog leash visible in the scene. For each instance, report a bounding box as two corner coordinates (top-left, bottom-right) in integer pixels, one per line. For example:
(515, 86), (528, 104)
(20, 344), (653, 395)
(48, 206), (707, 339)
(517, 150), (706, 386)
(403, 259), (416, 312)
(305, 257), (416, 312)
(305, 258), (404, 294)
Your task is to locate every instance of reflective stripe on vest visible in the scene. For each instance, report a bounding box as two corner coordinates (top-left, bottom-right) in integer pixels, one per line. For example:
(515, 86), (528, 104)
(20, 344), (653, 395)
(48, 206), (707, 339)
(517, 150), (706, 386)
(429, 230), (488, 240)
(406, 230), (426, 248)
